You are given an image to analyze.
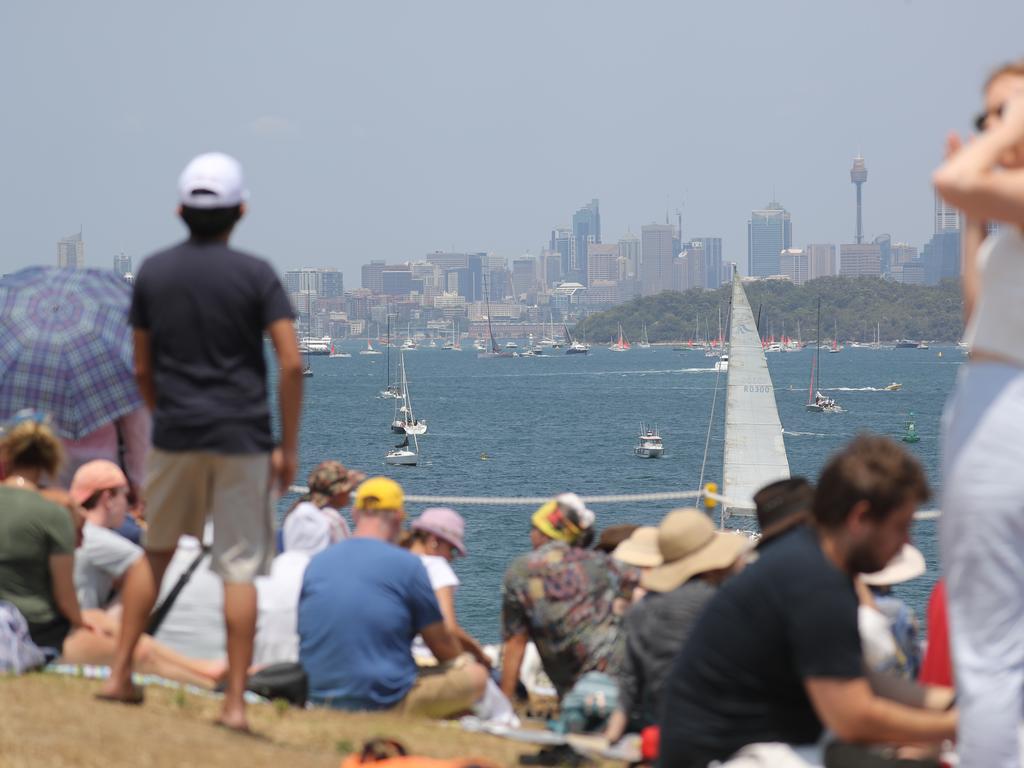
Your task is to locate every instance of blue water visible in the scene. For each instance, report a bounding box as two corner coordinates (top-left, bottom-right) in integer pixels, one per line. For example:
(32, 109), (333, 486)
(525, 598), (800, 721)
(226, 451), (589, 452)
(289, 344), (961, 642)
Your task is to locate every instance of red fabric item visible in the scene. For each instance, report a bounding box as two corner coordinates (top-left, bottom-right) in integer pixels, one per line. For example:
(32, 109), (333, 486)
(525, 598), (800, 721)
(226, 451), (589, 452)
(641, 725), (660, 761)
(919, 579), (954, 687)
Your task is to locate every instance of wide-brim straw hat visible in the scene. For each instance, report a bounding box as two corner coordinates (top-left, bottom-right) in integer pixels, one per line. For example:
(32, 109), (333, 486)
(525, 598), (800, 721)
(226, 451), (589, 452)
(860, 543), (926, 586)
(642, 508), (749, 593)
(612, 526), (663, 568)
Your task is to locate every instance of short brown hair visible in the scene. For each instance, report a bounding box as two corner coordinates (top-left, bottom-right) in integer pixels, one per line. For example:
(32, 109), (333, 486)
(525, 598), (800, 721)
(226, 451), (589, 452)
(1, 420), (63, 477)
(985, 59), (1024, 91)
(813, 434), (929, 530)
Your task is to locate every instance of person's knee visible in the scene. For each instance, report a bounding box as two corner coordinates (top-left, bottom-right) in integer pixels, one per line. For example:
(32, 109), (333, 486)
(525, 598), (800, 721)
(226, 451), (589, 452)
(468, 661), (489, 700)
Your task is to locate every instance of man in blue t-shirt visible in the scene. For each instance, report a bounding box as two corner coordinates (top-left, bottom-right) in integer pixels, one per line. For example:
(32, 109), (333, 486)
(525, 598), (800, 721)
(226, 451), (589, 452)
(299, 477), (487, 716)
(98, 153), (303, 735)
(657, 435), (957, 767)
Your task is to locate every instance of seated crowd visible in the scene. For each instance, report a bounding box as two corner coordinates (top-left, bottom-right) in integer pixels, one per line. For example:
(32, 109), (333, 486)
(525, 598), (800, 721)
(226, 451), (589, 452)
(0, 414), (958, 767)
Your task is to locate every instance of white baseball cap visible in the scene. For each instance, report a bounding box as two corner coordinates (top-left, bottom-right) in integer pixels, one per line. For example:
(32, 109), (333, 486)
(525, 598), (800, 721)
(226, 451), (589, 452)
(177, 152), (248, 209)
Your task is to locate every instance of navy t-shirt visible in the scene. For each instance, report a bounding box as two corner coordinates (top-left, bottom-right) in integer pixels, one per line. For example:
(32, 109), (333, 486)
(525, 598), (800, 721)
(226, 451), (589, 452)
(657, 525), (862, 766)
(129, 239), (293, 453)
(298, 538), (443, 709)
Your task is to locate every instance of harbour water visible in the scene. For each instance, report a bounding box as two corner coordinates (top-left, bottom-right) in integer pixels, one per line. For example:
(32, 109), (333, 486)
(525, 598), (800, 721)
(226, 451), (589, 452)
(287, 343), (961, 642)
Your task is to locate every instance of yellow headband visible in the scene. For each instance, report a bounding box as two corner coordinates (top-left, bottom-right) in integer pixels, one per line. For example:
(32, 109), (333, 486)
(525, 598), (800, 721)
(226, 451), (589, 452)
(532, 500), (582, 543)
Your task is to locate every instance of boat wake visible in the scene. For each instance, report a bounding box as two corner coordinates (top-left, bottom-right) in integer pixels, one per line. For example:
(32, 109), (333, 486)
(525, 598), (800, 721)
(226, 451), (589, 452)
(822, 386), (892, 392)
(783, 430), (830, 438)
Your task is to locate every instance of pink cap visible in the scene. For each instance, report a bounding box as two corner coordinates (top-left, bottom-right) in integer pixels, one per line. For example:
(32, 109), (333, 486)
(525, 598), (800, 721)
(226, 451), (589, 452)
(70, 460), (128, 505)
(411, 507), (467, 556)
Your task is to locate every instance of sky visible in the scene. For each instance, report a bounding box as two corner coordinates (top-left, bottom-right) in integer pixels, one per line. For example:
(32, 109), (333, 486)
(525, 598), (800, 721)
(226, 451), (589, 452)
(2, 1), (1023, 278)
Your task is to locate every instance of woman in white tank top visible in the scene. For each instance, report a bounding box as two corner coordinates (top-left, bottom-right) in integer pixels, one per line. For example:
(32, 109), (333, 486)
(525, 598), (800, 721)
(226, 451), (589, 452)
(933, 60), (1024, 768)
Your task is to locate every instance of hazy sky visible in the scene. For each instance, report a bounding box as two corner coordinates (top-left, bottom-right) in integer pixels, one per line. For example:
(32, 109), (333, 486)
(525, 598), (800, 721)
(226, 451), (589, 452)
(2, 1), (1022, 278)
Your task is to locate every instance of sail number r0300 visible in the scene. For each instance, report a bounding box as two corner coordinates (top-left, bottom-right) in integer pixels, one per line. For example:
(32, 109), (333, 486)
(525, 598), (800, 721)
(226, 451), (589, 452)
(743, 385), (773, 394)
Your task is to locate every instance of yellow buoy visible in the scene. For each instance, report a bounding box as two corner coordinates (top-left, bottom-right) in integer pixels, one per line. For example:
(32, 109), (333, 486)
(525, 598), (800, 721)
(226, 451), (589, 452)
(703, 481), (719, 508)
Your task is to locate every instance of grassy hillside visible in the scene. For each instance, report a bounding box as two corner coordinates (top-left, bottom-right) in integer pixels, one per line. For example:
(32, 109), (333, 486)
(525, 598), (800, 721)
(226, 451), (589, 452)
(576, 277), (964, 344)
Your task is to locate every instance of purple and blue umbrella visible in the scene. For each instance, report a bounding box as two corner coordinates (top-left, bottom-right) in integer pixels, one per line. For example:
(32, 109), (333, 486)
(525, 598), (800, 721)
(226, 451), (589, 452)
(0, 267), (142, 439)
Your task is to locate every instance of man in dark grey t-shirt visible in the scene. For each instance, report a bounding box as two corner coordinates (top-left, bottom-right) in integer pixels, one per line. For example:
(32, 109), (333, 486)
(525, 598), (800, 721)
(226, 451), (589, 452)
(98, 153), (303, 735)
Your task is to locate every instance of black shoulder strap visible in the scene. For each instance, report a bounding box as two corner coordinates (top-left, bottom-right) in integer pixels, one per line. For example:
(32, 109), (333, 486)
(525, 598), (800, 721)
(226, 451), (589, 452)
(145, 546), (210, 636)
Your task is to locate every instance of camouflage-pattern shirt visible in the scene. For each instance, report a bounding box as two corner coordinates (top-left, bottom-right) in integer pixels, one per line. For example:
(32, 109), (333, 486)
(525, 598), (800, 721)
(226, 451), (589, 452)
(501, 541), (637, 697)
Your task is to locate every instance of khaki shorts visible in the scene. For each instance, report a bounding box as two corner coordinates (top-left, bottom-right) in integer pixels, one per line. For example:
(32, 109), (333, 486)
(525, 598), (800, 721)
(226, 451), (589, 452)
(143, 449), (274, 582)
(392, 653), (480, 718)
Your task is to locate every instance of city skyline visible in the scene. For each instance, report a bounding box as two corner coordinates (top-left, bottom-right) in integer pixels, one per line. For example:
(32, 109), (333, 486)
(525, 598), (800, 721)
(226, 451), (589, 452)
(2, 2), (1021, 278)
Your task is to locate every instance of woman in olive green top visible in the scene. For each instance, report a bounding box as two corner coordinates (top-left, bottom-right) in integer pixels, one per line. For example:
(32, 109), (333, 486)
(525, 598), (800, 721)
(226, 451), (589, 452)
(0, 417), (227, 689)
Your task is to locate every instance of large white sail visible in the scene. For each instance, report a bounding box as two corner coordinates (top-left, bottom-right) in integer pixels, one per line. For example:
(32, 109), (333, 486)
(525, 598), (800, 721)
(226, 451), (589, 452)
(722, 273), (790, 517)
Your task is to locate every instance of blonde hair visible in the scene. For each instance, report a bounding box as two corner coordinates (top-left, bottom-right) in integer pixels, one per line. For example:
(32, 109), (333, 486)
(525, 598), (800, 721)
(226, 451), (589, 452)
(986, 59), (1024, 91)
(1, 421), (64, 476)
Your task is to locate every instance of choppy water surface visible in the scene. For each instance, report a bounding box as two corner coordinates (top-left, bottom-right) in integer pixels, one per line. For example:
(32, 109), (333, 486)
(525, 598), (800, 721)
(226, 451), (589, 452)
(289, 343), (960, 641)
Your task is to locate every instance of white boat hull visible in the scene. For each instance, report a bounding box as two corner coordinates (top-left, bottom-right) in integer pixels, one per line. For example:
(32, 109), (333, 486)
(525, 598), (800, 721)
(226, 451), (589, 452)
(385, 450), (418, 466)
(403, 423), (427, 435)
(634, 446), (664, 458)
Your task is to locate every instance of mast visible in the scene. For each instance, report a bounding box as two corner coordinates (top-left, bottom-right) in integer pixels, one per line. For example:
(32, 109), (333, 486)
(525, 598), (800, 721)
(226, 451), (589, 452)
(816, 299), (822, 391)
(386, 315), (391, 389)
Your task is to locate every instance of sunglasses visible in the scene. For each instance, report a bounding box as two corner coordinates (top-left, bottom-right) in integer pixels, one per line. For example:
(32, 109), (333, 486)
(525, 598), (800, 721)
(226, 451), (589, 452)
(974, 103), (1005, 132)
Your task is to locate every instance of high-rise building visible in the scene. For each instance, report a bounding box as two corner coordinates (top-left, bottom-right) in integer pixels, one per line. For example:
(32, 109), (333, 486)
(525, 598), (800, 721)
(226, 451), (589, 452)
(934, 190), (961, 233)
(320, 268), (344, 298)
(571, 198), (600, 285)
(511, 255), (538, 299)
(873, 234), (892, 276)
(57, 231), (84, 269)
(617, 231), (640, 280)
(850, 156), (868, 244)
(540, 249), (562, 287)
(640, 223), (676, 296)
(550, 227), (572, 280)
(361, 260), (386, 292)
(806, 243), (837, 279)
(839, 243), (882, 278)
(673, 253), (689, 292)
(586, 244), (619, 284)
(113, 252), (132, 276)
(891, 243), (918, 267)
(922, 230), (961, 284)
(747, 202), (792, 277)
(779, 248), (809, 285)
(682, 242), (705, 291)
(691, 237), (723, 289)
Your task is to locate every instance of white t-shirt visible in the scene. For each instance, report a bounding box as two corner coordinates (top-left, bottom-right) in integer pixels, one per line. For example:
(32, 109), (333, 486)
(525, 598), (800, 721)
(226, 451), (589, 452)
(73, 522), (143, 610)
(284, 502), (351, 549)
(253, 551), (310, 666)
(412, 554), (459, 660)
(152, 536), (225, 660)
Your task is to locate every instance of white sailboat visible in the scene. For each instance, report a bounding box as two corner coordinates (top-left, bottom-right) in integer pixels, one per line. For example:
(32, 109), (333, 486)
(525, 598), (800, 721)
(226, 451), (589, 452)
(637, 323), (652, 349)
(478, 283), (514, 358)
(385, 433), (419, 465)
(806, 299), (842, 413)
(359, 323), (382, 356)
(385, 354), (422, 465)
(442, 320), (461, 351)
(379, 318), (402, 398)
(389, 352), (427, 435)
(720, 271), (791, 521)
(563, 323), (590, 355)
(329, 342), (351, 359)
(608, 323), (631, 352)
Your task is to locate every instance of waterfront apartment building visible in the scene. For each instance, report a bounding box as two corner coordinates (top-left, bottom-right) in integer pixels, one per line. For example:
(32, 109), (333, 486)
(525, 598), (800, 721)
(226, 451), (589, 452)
(779, 248), (809, 285)
(838, 243), (882, 278)
(806, 243), (837, 279)
(747, 202), (792, 277)
(640, 223), (676, 296)
(57, 231), (84, 269)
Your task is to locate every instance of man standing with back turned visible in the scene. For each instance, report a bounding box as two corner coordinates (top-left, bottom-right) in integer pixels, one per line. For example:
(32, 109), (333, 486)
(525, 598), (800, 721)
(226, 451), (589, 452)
(98, 152), (303, 734)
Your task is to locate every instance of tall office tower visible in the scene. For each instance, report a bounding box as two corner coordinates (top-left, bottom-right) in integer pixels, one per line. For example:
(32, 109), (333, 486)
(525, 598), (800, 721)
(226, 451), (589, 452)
(779, 248), (809, 285)
(540, 248), (562, 286)
(113, 252), (132, 276)
(57, 231), (84, 268)
(692, 237), (723, 288)
(934, 190), (961, 233)
(873, 234), (892, 276)
(550, 227), (572, 280)
(571, 198), (600, 285)
(682, 241), (705, 290)
(640, 223), (676, 296)
(511, 255), (539, 299)
(891, 242), (918, 267)
(586, 244), (619, 284)
(673, 253), (690, 292)
(806, 243), (837, 279)
(747, 202), (792, 276)
(361, 260), (386, 292)
(284, 268), (326, 296)
(839, 243), (882, 278)
(922, 231), (961, 284)
(319, 268), (344, 298)
(850, 156), (868, 244)
(617, 231), (641, 280)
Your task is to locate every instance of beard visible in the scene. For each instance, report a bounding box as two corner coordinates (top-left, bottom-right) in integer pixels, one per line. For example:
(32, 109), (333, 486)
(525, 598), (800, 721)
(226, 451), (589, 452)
(846, 539), (890, 576)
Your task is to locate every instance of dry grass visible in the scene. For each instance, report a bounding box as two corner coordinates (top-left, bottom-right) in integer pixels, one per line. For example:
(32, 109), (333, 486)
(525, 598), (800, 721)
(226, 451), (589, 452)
(0, 674), (618, 768)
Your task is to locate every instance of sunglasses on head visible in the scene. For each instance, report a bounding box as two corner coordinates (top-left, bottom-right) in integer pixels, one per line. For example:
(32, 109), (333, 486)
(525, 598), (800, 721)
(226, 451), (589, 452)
(974, 103), (1005, 132)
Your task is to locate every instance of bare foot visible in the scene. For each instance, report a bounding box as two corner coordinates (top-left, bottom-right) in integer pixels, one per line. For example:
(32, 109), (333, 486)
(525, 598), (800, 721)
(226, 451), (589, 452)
(216, 704), (250, 735)
(96, 681), (145, 705)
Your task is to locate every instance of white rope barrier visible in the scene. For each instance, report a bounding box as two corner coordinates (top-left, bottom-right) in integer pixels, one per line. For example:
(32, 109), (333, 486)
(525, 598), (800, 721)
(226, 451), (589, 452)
(286, 484), (940, 519)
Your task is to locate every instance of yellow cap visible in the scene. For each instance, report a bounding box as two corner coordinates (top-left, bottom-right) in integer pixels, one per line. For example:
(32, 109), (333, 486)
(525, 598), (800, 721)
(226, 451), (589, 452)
(532, 500), (583, 543)
(354, 477), (404, 513)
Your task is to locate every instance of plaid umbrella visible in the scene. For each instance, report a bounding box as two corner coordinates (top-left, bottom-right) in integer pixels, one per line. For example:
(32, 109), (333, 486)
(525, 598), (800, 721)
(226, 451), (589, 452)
(0, 267), (142, 439)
